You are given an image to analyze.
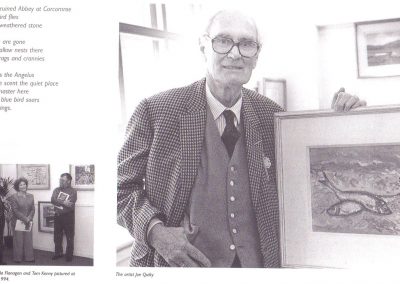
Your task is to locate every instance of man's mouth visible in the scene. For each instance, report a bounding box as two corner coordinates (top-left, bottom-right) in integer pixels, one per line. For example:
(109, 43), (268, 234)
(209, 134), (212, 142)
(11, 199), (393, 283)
(223, 66), (243, 70)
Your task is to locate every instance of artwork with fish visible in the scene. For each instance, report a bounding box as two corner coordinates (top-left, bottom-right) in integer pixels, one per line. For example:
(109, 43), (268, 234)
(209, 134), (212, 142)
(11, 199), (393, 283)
(309, 144), (400, 235)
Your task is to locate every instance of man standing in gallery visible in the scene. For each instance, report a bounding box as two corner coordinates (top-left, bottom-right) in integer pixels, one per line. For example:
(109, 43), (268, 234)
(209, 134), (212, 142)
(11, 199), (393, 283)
(51, 173), (77, 262)
(117, 10), (366, 268)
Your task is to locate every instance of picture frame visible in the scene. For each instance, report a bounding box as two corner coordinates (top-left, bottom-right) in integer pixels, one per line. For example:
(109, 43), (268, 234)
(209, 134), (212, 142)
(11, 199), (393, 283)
(70, 164), (95, 190)
(257, 78), (286, 110)
(275, 104), (400, 268)
(356, 18), (400, 78)
(38, 201), (56, 233)
(16, 164), (50, 190)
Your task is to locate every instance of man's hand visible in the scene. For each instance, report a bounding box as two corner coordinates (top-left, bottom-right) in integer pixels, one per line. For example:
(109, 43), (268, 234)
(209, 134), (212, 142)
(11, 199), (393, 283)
(331, 87), (367, 111)
(63, 199), (73, 207)
(148, 223), (211, 267)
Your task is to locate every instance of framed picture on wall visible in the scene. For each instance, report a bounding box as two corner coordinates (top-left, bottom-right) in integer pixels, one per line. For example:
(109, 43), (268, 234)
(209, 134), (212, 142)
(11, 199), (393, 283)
(17, 164), (50, 190)
(356, 18), (400, 78)
(70, 164), (95, 190)
(38, 201), (56, 233)
(257, 78), (286, 110)
(275, 104), (400, 268)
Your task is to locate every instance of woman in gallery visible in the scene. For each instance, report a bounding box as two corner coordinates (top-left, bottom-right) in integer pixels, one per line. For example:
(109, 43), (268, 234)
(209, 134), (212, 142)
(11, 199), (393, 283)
(9, 177), (35, 263)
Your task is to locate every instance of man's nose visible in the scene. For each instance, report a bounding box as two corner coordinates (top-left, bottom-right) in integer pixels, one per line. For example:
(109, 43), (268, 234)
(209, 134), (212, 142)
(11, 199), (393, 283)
(227, 45), (241, 59)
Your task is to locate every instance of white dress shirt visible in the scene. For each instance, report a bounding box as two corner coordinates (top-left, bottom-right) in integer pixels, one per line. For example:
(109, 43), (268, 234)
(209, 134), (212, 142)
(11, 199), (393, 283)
(205, 82), (242, 135)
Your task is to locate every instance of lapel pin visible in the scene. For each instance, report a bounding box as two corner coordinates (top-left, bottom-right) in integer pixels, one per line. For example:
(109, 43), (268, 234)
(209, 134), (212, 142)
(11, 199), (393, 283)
(263, 157), (271, 169)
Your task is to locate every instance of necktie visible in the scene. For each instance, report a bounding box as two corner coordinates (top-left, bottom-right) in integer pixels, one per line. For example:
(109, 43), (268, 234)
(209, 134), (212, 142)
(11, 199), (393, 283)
(221, 110), (240, 158)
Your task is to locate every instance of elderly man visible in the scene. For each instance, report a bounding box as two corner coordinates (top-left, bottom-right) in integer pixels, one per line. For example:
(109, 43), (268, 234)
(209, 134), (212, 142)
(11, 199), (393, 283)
(117, 10), (365, 268)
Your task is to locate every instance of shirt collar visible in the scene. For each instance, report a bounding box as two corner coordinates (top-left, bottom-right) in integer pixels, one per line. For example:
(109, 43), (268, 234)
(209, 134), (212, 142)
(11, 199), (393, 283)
(205, 81), (242, 123)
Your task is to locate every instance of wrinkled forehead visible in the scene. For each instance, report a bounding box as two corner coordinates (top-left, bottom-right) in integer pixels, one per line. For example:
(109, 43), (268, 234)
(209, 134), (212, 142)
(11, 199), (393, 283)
(208, 12), (258, 42)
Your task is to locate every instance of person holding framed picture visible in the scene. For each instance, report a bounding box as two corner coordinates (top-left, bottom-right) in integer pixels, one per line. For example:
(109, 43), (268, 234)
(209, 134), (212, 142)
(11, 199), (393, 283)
(117, 9), (366, 268)
(51, 173), (77, 262)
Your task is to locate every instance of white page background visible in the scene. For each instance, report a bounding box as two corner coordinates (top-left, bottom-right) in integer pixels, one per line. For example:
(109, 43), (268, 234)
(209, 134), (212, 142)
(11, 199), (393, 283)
(0, 0), (398, 283)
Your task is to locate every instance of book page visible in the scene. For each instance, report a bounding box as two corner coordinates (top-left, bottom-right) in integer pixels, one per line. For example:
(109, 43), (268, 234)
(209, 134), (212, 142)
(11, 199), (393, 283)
(0, 0), (397, 284)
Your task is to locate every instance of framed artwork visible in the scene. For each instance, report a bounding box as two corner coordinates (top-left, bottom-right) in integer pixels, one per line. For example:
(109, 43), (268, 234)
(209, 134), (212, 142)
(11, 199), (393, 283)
(275, 104), (400, 268)
(257, 78), (286, 110)
(17, 164), (50, 190)
(38, 201), (56, 233)
(356, 18), (400, 78)
(70, 164), (95, 190)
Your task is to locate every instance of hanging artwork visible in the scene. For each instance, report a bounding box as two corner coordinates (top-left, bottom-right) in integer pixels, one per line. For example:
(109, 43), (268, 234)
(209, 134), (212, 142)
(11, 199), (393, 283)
(17, 164), (50, 190)
(356, 18), (400, 77)
(70, 164), (95, 190)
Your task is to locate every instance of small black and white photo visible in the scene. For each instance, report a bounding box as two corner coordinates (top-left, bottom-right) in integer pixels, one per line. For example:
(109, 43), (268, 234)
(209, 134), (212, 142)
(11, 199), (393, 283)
(356, 18), (400, 77)
(0, 164), (94, 266)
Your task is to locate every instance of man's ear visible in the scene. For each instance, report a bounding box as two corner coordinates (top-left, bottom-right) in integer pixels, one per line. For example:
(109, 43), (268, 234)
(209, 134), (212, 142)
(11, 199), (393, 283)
(251, 56), (259, 69)
(251, 48), (261, 69)
(199, 36), (207, 60)
(199, 36), (206, 54)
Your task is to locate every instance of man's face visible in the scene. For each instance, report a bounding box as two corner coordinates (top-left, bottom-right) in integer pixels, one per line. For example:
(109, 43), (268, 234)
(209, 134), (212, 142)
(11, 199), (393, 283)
(60, 176), (71, 188)
(201, 12), (260, 88)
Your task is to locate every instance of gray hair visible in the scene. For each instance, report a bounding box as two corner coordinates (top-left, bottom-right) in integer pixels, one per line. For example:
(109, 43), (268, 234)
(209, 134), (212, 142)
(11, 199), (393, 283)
(203, 10), (262, 47)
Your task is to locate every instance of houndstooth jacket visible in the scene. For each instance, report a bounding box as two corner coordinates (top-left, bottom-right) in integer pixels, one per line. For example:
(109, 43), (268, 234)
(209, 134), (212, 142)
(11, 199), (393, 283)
(117, 78), (283, 267)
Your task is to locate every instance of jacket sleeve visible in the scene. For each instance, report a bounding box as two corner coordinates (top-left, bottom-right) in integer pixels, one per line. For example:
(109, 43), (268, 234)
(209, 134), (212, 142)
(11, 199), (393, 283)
(28, 195), (35, 221)
(51, 189), (62, 206)
(117, 99), (166, 261)
(70, 189), (77, 204)
(9, 196), (28, 223)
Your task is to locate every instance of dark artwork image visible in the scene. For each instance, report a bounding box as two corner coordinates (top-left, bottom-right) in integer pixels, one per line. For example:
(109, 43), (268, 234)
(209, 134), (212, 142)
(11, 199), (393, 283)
(310, 144), (400, 235)
(366, 31), (400, 66)
(75, 165), (95, 185)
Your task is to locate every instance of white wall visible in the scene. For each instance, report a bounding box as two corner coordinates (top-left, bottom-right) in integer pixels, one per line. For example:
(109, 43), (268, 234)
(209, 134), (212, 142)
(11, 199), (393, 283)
(252, 0), (400, 110)
(1, 164), (94, 258)
(318, 23), (400, 109)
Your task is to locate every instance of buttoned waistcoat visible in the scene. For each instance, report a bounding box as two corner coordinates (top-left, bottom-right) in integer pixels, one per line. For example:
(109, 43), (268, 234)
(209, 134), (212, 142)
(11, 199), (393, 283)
(117, 78), (283, 267)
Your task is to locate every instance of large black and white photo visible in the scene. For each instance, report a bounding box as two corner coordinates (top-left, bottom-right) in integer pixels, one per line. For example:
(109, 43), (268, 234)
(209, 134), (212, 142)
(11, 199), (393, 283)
(116, 4), (364, 268)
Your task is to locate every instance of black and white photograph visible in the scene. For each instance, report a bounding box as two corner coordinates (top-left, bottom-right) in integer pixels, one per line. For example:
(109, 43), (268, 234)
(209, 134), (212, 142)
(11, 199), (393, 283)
(356, 18), (400, 77)
(16, 164), (50, 190)
(115, 1), (375, 269)
(3, 0), (400, 282)
(70, 164), (95, 190)
(275, 105), (400, 269)
(38, 201), (55, 233)
(0, 164), (94, 266)
(310, 144), (400, 235)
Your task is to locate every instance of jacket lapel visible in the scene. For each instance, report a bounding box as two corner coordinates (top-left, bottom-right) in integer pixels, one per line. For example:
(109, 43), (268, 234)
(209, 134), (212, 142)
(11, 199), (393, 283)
(242, 92), (264, 206)
(168, 79), (207, 226)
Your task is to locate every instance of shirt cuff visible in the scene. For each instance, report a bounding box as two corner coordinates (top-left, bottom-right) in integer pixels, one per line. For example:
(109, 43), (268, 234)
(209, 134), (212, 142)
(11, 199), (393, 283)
(146, 217), (164, 242)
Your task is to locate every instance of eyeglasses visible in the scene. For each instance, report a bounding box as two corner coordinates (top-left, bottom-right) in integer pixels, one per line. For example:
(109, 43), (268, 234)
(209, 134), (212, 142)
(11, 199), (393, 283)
(206, 35), (260, 58)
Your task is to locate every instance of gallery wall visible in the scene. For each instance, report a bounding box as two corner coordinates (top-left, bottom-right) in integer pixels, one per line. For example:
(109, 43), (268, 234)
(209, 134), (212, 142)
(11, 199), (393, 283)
(318, 23), (400, 109)
(0, 164), (94, 258)
(119, 0), (400, 112)
(250, 0), (400, 111)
